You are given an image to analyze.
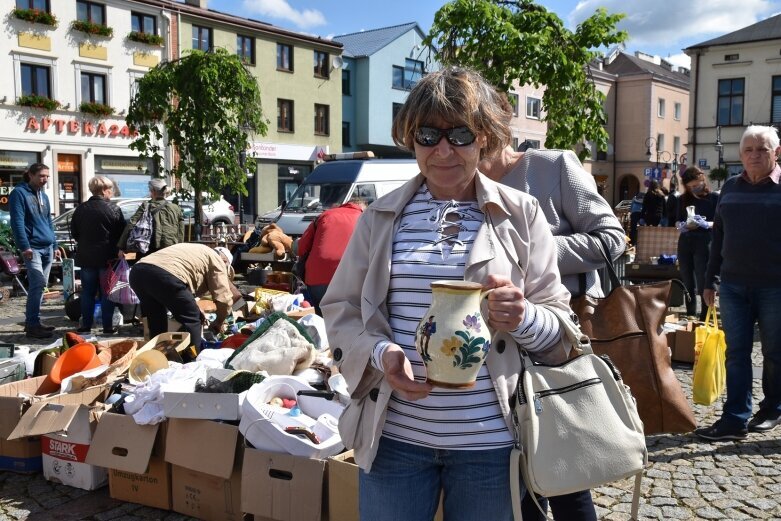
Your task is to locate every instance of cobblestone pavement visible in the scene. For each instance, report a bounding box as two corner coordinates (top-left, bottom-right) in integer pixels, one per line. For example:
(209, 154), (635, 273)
(1, 287), (779, 520)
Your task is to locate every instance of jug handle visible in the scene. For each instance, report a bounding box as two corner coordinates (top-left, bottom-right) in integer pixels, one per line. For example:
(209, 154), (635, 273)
(479, 288), (495, 321)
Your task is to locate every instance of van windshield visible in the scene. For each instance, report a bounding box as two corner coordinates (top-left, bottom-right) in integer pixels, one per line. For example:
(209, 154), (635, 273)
(285, 182), (352, 212)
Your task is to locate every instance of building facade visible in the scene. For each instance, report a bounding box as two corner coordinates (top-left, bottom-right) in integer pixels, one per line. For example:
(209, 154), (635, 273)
(685, 13), (781, 180)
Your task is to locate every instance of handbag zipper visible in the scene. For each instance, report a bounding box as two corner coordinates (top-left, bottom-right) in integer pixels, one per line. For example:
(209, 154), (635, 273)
(589, 331), (644, 343)
(533, 377), (602, 414)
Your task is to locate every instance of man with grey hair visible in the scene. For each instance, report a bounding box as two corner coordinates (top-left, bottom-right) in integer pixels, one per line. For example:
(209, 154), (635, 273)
(696, 125), (781, 441)
(118, 178), (183, 257)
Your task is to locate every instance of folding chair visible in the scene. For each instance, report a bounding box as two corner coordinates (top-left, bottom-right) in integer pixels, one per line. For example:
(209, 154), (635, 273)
(0, 251), (27, 296)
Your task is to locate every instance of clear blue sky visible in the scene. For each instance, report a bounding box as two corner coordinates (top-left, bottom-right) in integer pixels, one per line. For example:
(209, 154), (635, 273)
(208, 0), (781, 70)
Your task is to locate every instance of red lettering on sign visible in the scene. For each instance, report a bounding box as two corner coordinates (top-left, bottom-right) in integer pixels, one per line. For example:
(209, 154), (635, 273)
(22, 117), (135, 139)
(41, 118), (52, 132)
(120, 126), (131, 137)
(55, 120), (66, 132)
(109, 124), (119, 137)
(68, 121), (79, 133)
(83, 122), (95, 135)
(96, 123), (108, 136)
(42, 437), (90, 462)
(25, 117), (39, 131)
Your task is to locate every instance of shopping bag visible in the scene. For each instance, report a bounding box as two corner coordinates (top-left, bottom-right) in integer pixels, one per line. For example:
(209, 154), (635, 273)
(106, 258), (140, 305)
(691, 306), (726, 405)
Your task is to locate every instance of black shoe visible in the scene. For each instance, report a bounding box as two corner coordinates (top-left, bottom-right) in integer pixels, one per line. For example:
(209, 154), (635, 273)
(39, 321), (56, 331)
(101, 328), (120, 336)
(76, 326), (92, 333)
(695, 420), (748, 441)
(748, 410), (781, 433)
(25, 324), (53, 339)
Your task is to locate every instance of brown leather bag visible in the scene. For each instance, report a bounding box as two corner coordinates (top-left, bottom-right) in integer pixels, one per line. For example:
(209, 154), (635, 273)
(571, 242), (696, 435)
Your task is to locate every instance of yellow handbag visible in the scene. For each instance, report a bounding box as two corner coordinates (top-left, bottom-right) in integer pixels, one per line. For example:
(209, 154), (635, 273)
(692, 306), (727, 405)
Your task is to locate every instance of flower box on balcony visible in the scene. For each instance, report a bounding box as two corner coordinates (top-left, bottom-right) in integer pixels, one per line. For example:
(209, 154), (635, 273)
(71, 20), (113, 37)
(127, 31), (164, 46)
(79, 102), (114, 117)
(12, 7), (57, 27)
(17, 94), (60, 111)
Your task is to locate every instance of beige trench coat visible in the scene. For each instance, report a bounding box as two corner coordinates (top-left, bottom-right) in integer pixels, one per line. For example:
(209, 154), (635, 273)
(321, 172), (574, 471)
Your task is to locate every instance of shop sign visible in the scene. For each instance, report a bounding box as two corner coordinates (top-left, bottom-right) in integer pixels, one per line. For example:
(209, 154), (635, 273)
(0, 150), (38, 168)
(0, 183), (14, 206)
(248, 142), (329, 161)
(100, 158), (146, 171)
(24, 117), (136, 139)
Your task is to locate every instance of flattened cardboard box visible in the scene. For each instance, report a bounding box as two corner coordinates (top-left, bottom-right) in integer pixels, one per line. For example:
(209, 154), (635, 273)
(9, 402), (106, 490)
(86, 412), (171, 510)
(242, 447), (326, 521)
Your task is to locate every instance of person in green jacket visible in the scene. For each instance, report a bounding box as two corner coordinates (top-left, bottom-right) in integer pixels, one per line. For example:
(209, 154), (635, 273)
(118, 178), (183, 258)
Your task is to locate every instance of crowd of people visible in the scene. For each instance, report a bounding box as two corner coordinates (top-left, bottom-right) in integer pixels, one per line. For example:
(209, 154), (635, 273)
(6, 64), (779, 520)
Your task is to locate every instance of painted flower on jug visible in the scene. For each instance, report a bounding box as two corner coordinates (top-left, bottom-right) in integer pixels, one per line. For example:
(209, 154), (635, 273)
(440, 336), (462, 356)
(463, 313), (482, 333)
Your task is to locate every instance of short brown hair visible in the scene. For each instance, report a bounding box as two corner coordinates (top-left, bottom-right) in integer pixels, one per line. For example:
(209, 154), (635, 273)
(391, 66), (511, 159)
(88, 175), (114, 196)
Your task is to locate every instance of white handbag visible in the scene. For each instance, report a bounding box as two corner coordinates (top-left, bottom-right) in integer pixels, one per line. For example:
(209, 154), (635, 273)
(510, 308), (648, 520)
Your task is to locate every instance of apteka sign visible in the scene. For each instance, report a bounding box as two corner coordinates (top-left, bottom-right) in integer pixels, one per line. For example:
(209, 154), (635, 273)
(24, 116), (136, 139)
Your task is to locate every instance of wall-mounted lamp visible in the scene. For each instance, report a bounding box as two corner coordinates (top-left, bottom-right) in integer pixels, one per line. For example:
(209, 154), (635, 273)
(45, 145), (51, 151)
(0, 96), (6, 104)
(84, 147), (92, 158)
(62, 103), (70, 110)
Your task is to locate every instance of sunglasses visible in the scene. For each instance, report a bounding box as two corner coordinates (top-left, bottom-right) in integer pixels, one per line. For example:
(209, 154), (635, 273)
(414, 126), (477, 147)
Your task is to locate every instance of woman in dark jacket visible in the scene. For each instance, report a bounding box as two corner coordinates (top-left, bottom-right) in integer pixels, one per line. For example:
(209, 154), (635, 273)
(674, 167), (719, 319)
(640, 180), (666, 226)
(71, 176), (126, 334)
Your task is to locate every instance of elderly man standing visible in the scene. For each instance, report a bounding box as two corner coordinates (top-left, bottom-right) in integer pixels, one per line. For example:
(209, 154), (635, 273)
(8, 163), (59, 339)
(696, 125), (781, 441)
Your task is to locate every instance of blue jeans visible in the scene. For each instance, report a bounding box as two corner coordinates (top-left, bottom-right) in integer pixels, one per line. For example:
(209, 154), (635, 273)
(359, 437), (517, 521)
(23, 246), (53, 327)
(79, 266), (115, 330)
(719, 282), (781, 427)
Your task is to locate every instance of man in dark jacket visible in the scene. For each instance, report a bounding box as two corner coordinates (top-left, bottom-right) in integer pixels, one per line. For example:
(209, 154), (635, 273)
(71, 176), (126, 334)
(8, 163), (59, 338)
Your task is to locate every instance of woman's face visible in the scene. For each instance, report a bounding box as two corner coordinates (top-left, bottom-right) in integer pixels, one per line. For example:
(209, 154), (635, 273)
(685, 176), (706, 197)
(413, 117), (487, 200)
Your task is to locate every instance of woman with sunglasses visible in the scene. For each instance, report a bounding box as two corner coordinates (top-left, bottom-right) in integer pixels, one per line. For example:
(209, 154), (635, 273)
(672, 166), (719, 320)
(321, 66), (575, 521)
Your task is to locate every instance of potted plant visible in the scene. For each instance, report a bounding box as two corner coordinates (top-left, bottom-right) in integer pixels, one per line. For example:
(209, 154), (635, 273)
(0, 223), (18, 255)
(12, 7), (57, 27)
(127, 31), (164, 46)
(79, 101), (114, 117)
(708, 166), (729, 189)
(71, 19), (113, 37)
(17, 94), (60, 111)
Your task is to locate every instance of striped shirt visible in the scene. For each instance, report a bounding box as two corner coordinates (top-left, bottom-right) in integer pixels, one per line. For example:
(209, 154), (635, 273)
(372, 184), (561, 449)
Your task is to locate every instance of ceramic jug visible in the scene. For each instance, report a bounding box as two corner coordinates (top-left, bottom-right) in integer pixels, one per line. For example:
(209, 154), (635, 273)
(415, 281), (491, 388)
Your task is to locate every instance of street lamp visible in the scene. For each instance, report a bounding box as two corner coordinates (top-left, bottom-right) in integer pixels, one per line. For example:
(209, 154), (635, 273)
(714, 125), (724, 169)
(645, 137), (656, 166)
(670, 154), (679, 192)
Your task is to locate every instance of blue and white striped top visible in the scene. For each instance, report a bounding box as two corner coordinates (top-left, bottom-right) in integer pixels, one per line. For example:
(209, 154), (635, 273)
(371, 184), (561, 449)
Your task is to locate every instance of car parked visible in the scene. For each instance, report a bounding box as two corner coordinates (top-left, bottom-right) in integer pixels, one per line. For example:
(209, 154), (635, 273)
(175, 195), (234, 225)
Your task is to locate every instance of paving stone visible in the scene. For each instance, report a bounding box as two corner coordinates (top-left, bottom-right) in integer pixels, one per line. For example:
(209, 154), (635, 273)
(695, 506), (728, 519)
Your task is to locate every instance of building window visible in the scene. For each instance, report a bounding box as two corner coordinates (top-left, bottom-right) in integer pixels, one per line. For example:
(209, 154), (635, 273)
(131, 12), (156, 34)
(656, 133), (664, 153)
(717, 78), (744, 126)
(342, 121), (350, 147)
(512, 137), (519, 150)
(277, 43), (293, 72)
(392, 58), (424, 90)
(16, 0), (49, 11)
(342, 69), (351, 96)
(314, 51), (329, 78)
(314, 104), (329, 135)
(278, 99), (293, 132)
(673, 136), (681, 156)
(526, 97), (541, 119)
(657, 98), (665, 118)
(21, 63), (51, 98)
(392, 102), (403, 122)
(81, 72), (106, 104)
(674, 102), (681, 121)
(510, 93), (519, 116)
(724, 54), (740, 61)
(236, 35), (255, 65)
(771, 76), (781, 124)
(192, 25), (212, 52)
(522, 139), (541, 150)
(76, 0), (105, 25)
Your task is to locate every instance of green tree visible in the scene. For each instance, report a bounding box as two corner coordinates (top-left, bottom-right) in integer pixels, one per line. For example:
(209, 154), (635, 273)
(708, 166), (728, 189)
(425, 0), (626, 159)
(126, 48), (267, 237)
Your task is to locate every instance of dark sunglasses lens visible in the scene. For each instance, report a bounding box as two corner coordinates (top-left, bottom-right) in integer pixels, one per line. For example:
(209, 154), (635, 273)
(447, 127), (476, 146)
(415, 127), (442, 146)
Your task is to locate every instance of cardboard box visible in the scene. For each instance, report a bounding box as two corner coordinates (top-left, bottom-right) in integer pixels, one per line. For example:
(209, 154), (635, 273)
(86, 412), (171, 510)
(0, 377), (107, 475)
(142, 318), (201, 343)
(242, 447), (326, 521)
(9, 402), (106, 490)
(166, 418), (242, 521)
(327, 450), (444, 521)
(673, 329), (697, 363)
(162, 391), (240, 421)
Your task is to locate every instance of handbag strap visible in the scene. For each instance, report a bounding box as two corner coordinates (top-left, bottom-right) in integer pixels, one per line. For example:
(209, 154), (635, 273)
(591, 233), (622, 290)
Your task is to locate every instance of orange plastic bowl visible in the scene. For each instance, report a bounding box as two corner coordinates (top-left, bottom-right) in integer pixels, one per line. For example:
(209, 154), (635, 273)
(48, 342), (102, 384)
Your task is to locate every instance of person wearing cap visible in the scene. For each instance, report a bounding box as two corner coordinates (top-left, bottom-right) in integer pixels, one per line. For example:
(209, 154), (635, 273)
(128, 243), (239, 350)
(118, 178), (184, 257)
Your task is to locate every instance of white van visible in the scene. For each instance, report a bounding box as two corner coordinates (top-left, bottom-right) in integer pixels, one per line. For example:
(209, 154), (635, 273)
(255, 153), (420, 237)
